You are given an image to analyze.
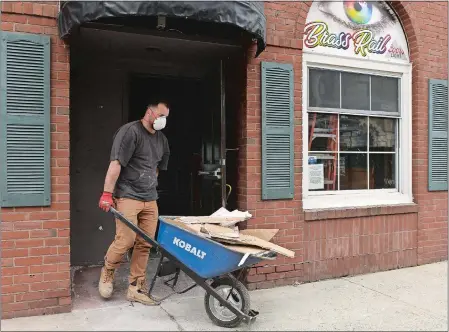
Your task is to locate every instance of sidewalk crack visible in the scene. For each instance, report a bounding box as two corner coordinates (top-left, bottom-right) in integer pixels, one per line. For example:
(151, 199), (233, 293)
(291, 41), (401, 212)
(160, 304), (185, 331)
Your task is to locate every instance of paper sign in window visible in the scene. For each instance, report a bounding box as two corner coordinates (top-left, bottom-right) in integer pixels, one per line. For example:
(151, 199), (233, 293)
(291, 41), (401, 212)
(308, 164), (324, 190)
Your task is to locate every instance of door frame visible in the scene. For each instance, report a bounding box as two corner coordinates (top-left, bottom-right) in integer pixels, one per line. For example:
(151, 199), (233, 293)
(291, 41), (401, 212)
(219, 59), (227, 209)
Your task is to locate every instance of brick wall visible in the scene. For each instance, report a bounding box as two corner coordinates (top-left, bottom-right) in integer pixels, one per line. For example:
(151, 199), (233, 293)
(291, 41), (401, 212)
(397, 1), (449, 264)
(0, 0), (447, 319)
(1, 1), (71, 319)
(237, 1), (448, 290)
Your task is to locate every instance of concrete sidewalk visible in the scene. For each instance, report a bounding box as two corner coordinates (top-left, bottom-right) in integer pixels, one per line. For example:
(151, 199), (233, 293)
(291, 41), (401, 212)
(2, 262), (447, 331)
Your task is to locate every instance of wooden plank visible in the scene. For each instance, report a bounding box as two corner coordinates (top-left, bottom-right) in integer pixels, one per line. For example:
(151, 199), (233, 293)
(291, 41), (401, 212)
(179, 216), (246, 227)
(200, 224), (240, 238)
(240, 229), (279, 242)
(235, 234), (295, 258)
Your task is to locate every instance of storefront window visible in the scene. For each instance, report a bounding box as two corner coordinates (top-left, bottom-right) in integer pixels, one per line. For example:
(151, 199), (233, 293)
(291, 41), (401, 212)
(307, 68), (399, 193)
(302, 1), (412, 210)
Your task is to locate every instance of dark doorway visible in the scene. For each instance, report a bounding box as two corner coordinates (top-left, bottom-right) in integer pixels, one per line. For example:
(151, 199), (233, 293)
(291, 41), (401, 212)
(127, 74), (223, 217)
(69, 27), (242, 266)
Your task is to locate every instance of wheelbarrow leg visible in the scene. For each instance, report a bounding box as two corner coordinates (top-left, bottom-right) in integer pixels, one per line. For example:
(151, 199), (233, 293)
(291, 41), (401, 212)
(225, 269), (247, 301)
(226, 271), (259, 328)
(148, 254), (164, 298)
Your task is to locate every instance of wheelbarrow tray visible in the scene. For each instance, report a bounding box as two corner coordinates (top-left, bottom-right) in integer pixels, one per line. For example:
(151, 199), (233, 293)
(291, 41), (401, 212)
(156, 216), (267, 279)
(108, 207), (275, 328)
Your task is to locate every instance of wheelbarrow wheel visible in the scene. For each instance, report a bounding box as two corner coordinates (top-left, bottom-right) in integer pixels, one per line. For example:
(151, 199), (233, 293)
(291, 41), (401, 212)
(204, 276), (250, 328)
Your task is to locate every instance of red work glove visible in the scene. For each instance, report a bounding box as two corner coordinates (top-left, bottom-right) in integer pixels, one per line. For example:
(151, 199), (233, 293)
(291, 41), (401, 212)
(99, 192), (114, 212)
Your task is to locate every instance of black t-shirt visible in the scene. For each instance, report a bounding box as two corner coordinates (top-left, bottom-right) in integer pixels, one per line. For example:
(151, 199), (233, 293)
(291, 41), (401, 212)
(110, 120), (170, 201)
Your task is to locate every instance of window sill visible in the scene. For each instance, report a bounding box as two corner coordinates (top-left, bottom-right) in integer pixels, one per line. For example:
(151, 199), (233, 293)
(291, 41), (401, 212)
(304, 203), (418, 221)
(303, 192), (417, 221)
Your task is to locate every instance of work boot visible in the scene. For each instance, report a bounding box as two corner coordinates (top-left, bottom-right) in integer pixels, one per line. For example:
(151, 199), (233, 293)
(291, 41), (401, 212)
(127, 279), (160, 306)
(98, 267), (115, 299)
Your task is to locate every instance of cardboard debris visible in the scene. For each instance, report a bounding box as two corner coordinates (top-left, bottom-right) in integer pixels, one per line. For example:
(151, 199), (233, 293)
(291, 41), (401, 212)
(167, 208), (294, 259)
(200, 224), (240, 239)
(210, 207), (252, 219)
(240, 229), (279, 242)
(233, 234), (295, 258)
(222, 244), (266, 255)
(179, 216), (246, 227)
(179, 208), (252, 227)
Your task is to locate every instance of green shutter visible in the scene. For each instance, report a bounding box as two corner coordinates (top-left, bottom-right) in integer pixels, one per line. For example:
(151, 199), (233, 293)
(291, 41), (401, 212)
(428, 79), (448, 191)
(0, 31), (51, 207)
(261, 62), (294, 200)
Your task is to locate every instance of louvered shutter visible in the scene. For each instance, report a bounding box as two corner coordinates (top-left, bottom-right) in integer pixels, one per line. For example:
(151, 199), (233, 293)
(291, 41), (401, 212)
(261, 62), (294, 200)
(0, 32), (51, 207)
(428, 79), (448, 191)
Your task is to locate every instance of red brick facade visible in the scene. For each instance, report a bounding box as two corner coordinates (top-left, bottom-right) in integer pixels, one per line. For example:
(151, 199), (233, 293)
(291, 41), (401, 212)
(1, 1), (447, 319)
(1, 1), (71, 319)
(239, 1), (448, 289)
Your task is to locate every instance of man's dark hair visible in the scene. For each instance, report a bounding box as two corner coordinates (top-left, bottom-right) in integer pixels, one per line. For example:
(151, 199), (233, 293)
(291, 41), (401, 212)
(147, 101), (169, 109)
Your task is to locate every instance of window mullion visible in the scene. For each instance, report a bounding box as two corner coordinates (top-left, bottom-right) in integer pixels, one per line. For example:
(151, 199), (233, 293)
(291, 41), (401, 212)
(367, 116), (370, 190)
(339, 72), (342, 109)
(369, 76), (372, 111)
(368, 76), (371, 190)
(337, 114), (340, 191)
(338, 72), (341, 191)
(396, 119), (399, 191)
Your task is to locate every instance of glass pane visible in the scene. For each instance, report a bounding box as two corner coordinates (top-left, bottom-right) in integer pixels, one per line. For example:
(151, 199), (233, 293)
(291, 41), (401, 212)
(339, 115), (368, 152)
(308, 153), (338, 191)
(309, 69), (340, 108)
(308, 113), (338, 152)
(369, 154), (396, 189)
(371, 76), (399, 113)
(339, 153), (368, 190)
(369, 118), (396, 152)
(341, 72), (370, 110)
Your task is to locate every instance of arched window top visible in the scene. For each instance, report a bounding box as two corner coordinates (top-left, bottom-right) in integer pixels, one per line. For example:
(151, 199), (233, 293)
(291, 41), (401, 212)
(303, 1), (410, 63)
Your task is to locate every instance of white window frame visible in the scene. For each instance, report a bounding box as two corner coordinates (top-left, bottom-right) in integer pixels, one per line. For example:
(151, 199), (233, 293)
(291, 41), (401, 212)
(302, 52), (413, 210)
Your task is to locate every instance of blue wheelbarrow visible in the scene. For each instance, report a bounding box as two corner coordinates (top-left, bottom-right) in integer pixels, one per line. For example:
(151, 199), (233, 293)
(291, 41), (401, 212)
(108, 207), (277, 328)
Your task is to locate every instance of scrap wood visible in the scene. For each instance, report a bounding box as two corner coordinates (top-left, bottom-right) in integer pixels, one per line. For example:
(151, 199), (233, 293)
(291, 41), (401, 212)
(240, 229), (279, 242)
(165, 216), (294, 258)
(179, 216), (245, 227)
(222, 244), (266, 255)
(200, 224), (240, 239)
(198, 225), (294, 258)
(236, 234), (295, 258)
(167, 219), (209, 237)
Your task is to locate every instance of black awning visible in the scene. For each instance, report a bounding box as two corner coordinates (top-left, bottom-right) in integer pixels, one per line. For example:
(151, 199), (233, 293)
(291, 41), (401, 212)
(57, 1), (266, 56)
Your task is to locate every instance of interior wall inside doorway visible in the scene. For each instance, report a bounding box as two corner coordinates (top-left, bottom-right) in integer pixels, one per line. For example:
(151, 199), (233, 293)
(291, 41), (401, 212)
(69, 27), (243, 266)
(128, 75), (223, 218)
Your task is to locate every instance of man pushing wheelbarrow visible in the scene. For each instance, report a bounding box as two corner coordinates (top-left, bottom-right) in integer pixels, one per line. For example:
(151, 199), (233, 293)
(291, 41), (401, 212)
(98, 102), (170, 306)
(97, 101), (295, 328)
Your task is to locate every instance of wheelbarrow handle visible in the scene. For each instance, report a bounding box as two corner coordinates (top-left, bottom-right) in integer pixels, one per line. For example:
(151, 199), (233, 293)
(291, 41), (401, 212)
(108, 207), (160, 249)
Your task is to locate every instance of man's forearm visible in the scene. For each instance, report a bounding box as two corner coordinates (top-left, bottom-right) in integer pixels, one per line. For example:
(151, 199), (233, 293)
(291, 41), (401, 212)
(104, 160), (121, 193)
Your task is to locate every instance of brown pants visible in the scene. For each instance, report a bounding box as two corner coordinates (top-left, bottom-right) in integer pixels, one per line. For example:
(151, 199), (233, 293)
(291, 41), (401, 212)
(104, 198), (158, 284)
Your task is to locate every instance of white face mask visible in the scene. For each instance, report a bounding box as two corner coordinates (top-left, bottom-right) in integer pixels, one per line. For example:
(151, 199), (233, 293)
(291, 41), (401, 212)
(153, 116), (166, 131)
